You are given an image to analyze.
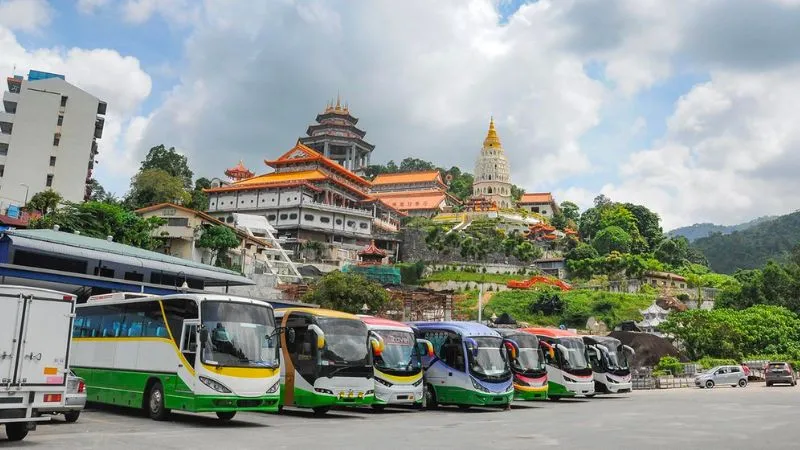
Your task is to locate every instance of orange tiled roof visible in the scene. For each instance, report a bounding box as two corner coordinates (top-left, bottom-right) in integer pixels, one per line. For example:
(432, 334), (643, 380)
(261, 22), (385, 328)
(519, 192), (554, 204)
(378, 192), (447, 211)
(265, 142), (371, 187)
(232, 170), (326, 186)
(372, 171), (441, 185)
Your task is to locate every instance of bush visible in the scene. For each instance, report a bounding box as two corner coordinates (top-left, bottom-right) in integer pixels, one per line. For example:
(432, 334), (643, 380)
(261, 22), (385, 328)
(396, 261), (426, 284)
(655, 356), (684, 376)
(696, 357), (737, 370)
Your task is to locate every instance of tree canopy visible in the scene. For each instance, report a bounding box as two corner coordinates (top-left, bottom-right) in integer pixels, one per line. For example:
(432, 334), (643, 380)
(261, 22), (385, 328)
(26, 189), (62, 216)
(197, 225), (240, 267)
(140, 144), (194, 188)
(303, 271), (391, 314)
(126, 169), (191, 210)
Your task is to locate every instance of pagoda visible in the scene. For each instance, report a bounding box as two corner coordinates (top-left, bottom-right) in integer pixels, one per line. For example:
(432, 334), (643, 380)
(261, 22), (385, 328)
(224, 161), (254, 182)
(358, 240), (388, 265)
(299, 95), (375, 176)
(472, 118), (513, 209)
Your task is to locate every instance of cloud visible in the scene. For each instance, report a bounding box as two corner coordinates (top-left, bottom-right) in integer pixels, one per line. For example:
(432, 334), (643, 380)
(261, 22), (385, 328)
(76, 0), (109, 14)
(0, 25), (153, 191)
(0, 0), (52, 32)
(121, 0), (200, 25)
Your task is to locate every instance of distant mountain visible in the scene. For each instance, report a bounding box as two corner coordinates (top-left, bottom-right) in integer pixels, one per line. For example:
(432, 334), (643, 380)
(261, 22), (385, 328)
(691, 211), (800, 274)
(668, 216), (778, 242)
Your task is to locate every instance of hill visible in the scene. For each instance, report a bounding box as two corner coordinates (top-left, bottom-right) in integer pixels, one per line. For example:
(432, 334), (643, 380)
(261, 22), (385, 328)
(691, 210), (800, 274)
(668, 215), (777, 242)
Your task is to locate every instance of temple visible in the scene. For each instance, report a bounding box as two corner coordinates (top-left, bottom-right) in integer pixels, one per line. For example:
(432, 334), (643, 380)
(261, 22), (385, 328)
(472, 118), (513, 209)
(518, 192), (559, 217)
(224, 161), (254, 182)
(205, 142), (403, 262)
(369, 170), (460, 217)
(298, 96), (374, 176)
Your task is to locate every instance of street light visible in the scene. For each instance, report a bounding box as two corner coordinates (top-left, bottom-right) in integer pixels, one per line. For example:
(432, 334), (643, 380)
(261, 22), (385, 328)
(19, 183), (29, 206)
(361, 303), (370, 314)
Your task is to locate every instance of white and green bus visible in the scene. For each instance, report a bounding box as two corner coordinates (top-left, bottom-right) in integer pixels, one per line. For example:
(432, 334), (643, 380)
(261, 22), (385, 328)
(71, 293), (281, 421)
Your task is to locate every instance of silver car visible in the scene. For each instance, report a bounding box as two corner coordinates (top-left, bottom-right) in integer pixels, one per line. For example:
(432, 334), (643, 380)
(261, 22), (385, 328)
(35, 370), (86, 423)
(694, 365), (748, 389)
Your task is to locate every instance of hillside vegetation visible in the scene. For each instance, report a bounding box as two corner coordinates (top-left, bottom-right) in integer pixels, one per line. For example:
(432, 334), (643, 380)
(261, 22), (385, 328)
(691, 211), (800, 273)
(668, 215), (776, 242)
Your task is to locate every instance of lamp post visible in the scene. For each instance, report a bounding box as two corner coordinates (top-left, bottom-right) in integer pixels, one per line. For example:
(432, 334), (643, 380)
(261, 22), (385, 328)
(361, 303), (370, 314)
(19, 183), (29, 206)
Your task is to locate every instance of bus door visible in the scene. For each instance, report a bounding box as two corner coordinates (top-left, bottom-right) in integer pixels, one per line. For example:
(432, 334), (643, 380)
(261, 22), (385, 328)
(177, 319), (199, 395)
(283, 312), (314, 405)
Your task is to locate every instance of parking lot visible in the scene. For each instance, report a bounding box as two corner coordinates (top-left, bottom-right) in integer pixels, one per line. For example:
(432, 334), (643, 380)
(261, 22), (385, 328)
(4, 384), (798, 449)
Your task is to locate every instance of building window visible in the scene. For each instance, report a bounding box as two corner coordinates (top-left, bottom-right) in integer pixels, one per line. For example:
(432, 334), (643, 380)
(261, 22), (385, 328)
(49, 156), (56, 166)
(53, 134), (60, 146)
(346, 220), (355, 227)
(335, 218), (343, 225)
(46, 174), (54, 187)
(60, 96), (67, 107)
(167, 217), (189, 227)
(57, 115), (63, 126)
(279, 214), (288, 220)
(359, 222), (368, 229)
(304, 214), (314, 221)
(289, 213), (298, 220)
(320, 217), (331, 224)
(0, 165), (4, 177)
(267, 214), (276, 221)
(0, 144), (7, 156)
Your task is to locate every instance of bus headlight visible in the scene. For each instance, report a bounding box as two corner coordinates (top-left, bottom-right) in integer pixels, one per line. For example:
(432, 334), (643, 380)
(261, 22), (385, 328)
(471, 377), (491, 393)
(374, 377), (393, 387)
(412, 378), (423, 387)
(266, 381), (280, 394)
(199, 376), (231, 394)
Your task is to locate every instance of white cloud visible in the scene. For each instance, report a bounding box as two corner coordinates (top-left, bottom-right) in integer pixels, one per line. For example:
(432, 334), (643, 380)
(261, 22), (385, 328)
(0, 0), (52, 32)
(76, 0), (109, 14)
(0, 25), (153, 193)
(122, 0), (200, 25)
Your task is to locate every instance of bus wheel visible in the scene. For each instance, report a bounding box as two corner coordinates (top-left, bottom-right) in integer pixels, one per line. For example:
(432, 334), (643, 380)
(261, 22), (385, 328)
(457, 405), (471, 410)
(425, 385), (438, 410)
(5, 423), (29, 442)
(312, 406), (331, 416)
(549, 396), (561, 401)
(147, 381), (170, 421)
(216, 411), (236, 421)
(64, 410), (81, 423)
(585, 394), (596, 398)
(371, 404), (386, 412)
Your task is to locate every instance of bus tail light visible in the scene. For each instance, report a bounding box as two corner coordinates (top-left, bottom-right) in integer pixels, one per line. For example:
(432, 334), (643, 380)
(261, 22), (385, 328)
(78, 381), (86, 393)
(43, 394), (62, 403)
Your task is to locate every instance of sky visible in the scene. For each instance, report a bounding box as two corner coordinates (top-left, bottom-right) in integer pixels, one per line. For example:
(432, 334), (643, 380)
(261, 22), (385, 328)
(3, 0), (800, 230)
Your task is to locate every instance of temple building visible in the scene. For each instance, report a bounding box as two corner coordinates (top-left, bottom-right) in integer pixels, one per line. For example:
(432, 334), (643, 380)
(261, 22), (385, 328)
(205, 143), (403, 263)
(298, 96), (374, 176)
(369, 170), (461, 217)
(518, 192), (559, 217)
(472, 118), (513, 209)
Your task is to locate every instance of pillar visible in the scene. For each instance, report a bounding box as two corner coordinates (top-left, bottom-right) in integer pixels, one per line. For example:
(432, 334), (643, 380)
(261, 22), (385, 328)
(351, 143), (357, 170)
(324, 141), (330, 158)
(344, 146), (350, 170)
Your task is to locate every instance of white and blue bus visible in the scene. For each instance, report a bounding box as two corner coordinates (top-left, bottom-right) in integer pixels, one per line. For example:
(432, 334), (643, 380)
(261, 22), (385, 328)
(583, 335), (634, 394)
(410, 321), (513, 409)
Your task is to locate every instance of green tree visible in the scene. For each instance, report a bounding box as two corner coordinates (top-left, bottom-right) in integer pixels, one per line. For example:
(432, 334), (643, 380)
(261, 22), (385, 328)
(510, 185), (524, 203)
(303, 271), (390, 314)
(566, 243), (599, 261)
(560, 201), (580, 223)
(140, 144), (194, 188)
(28, 201), (166, 250)
(399, 157), (437, 172)
(513, 241), (542, 262)
(186, 177), (211, 211)
(621, 203), (663, 251)
(655, 237), (690, 267)
(197, 225), (240, 267)
(126, 169), (191, 209)
(447, 171), (474, 201)
(592, 226), (632, 255)
(26, 189), (62, 216)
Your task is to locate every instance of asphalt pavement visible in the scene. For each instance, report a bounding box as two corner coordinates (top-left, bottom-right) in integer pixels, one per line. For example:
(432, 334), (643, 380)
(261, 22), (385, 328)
(3, 383), (798, 449)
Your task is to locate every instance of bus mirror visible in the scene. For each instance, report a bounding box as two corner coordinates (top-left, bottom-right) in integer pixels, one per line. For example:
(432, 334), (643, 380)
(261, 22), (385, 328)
(308, 324), (325, 349)
(623, 345), (635, 356)
(540, 341), (555, 359)
(465, 338), (479, 358)
(417, 339), (435, 357)
(370, 336), (384, 357)
(503, 339), (519, 360)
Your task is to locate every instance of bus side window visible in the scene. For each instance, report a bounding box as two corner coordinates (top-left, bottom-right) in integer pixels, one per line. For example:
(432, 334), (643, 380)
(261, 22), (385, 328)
(423, 331), (447, 358)
(442, 336), (465, 372)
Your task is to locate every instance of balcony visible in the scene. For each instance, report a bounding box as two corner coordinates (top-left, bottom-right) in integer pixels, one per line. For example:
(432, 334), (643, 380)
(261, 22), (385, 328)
(0, 121), (12, 135)
(97, 101), (107, 116)
(373, 217), (399, 233)
(3, 91), (18, 111)
(301, 199), (373, 217)
(0, 131), (9, 145)
(94, 116), (104, 139)
(0, 111), (14, 124)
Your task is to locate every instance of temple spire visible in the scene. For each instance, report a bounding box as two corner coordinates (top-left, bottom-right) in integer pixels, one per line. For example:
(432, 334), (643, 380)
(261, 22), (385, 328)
(483, 116), (501, 149)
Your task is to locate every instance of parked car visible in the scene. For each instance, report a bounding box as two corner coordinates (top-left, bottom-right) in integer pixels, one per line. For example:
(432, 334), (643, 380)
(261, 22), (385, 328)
(35, 370), (86, 423)
(694, 365), (748, 389)
(765, 362), (797, 387)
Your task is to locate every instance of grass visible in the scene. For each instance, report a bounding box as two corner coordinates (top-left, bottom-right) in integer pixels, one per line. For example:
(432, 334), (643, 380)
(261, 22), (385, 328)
(455, 288), (656, 329)
(422, 270), (528, 284)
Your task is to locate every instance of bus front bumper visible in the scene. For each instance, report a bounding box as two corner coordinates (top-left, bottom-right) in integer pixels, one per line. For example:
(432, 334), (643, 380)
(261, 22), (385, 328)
(603, 381), (632, 394)
(549, 380), (594, 397)
(513, 383), (548, 400)
(194, 394), (280, 413)
(374, 384), (424, 405)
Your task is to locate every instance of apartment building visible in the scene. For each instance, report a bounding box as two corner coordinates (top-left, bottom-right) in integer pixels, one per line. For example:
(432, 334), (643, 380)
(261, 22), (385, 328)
(0, 70), (105, 213)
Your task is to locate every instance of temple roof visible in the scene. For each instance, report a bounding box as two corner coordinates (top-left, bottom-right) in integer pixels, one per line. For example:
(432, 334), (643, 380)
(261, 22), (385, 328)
(372, 171), (443, 186)
(359, 240), (388, 257)
(230, 169), (327, 186)
(483, 117), (502, 149)
(265, 142), (372, 188)
(224, 160), (254, 180)
(519, 192), (555, 204)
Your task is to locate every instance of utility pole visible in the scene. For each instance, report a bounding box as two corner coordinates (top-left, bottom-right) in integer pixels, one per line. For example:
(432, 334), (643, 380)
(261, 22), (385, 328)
(477, 283), (483, 323)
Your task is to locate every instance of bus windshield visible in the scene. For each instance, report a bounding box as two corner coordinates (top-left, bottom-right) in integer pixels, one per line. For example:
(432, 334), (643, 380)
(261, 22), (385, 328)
(317, 318), (370, 369)
(201, 301), (278, 369)
(372, 330), (421, 375)
(468, 336), (511, 382)
(509, 334), (545, 375)
(558, 337), (589, 371)
(603, 344), (629, 371)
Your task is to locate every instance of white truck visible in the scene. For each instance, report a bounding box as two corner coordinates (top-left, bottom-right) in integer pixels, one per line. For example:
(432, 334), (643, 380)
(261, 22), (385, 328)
(1, 286), (76, 442)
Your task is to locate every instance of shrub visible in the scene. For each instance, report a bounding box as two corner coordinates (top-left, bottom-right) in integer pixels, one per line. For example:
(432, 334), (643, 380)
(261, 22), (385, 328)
(696, 357), (737, 370)
(655, 356), (684, 376)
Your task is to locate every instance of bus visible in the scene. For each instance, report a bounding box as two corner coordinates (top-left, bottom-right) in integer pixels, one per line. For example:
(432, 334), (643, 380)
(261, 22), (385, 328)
(495, 329), (549, 401)
(583, 335), (634, 394)
(358, 315), (434, 409)
(71, 293), (281, 421)
(410, 321), (513, 409)
(523, 328), (594, 399)
(275, 308), (375, 415)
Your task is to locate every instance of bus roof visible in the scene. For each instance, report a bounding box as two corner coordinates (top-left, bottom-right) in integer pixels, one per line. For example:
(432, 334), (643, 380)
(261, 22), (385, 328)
(77, 293), (274, 308)
(521, 327), (580, 338)
(495, 328), (539, 340)
(274, 307), (358, 320)
(358, 315), (413, 333)
(408, 321), (501, 338)
(583, 335), (621, 347)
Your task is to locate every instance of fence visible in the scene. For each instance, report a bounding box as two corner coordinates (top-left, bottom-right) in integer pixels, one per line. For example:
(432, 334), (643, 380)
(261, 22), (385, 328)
(632, 375), (695, 390)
